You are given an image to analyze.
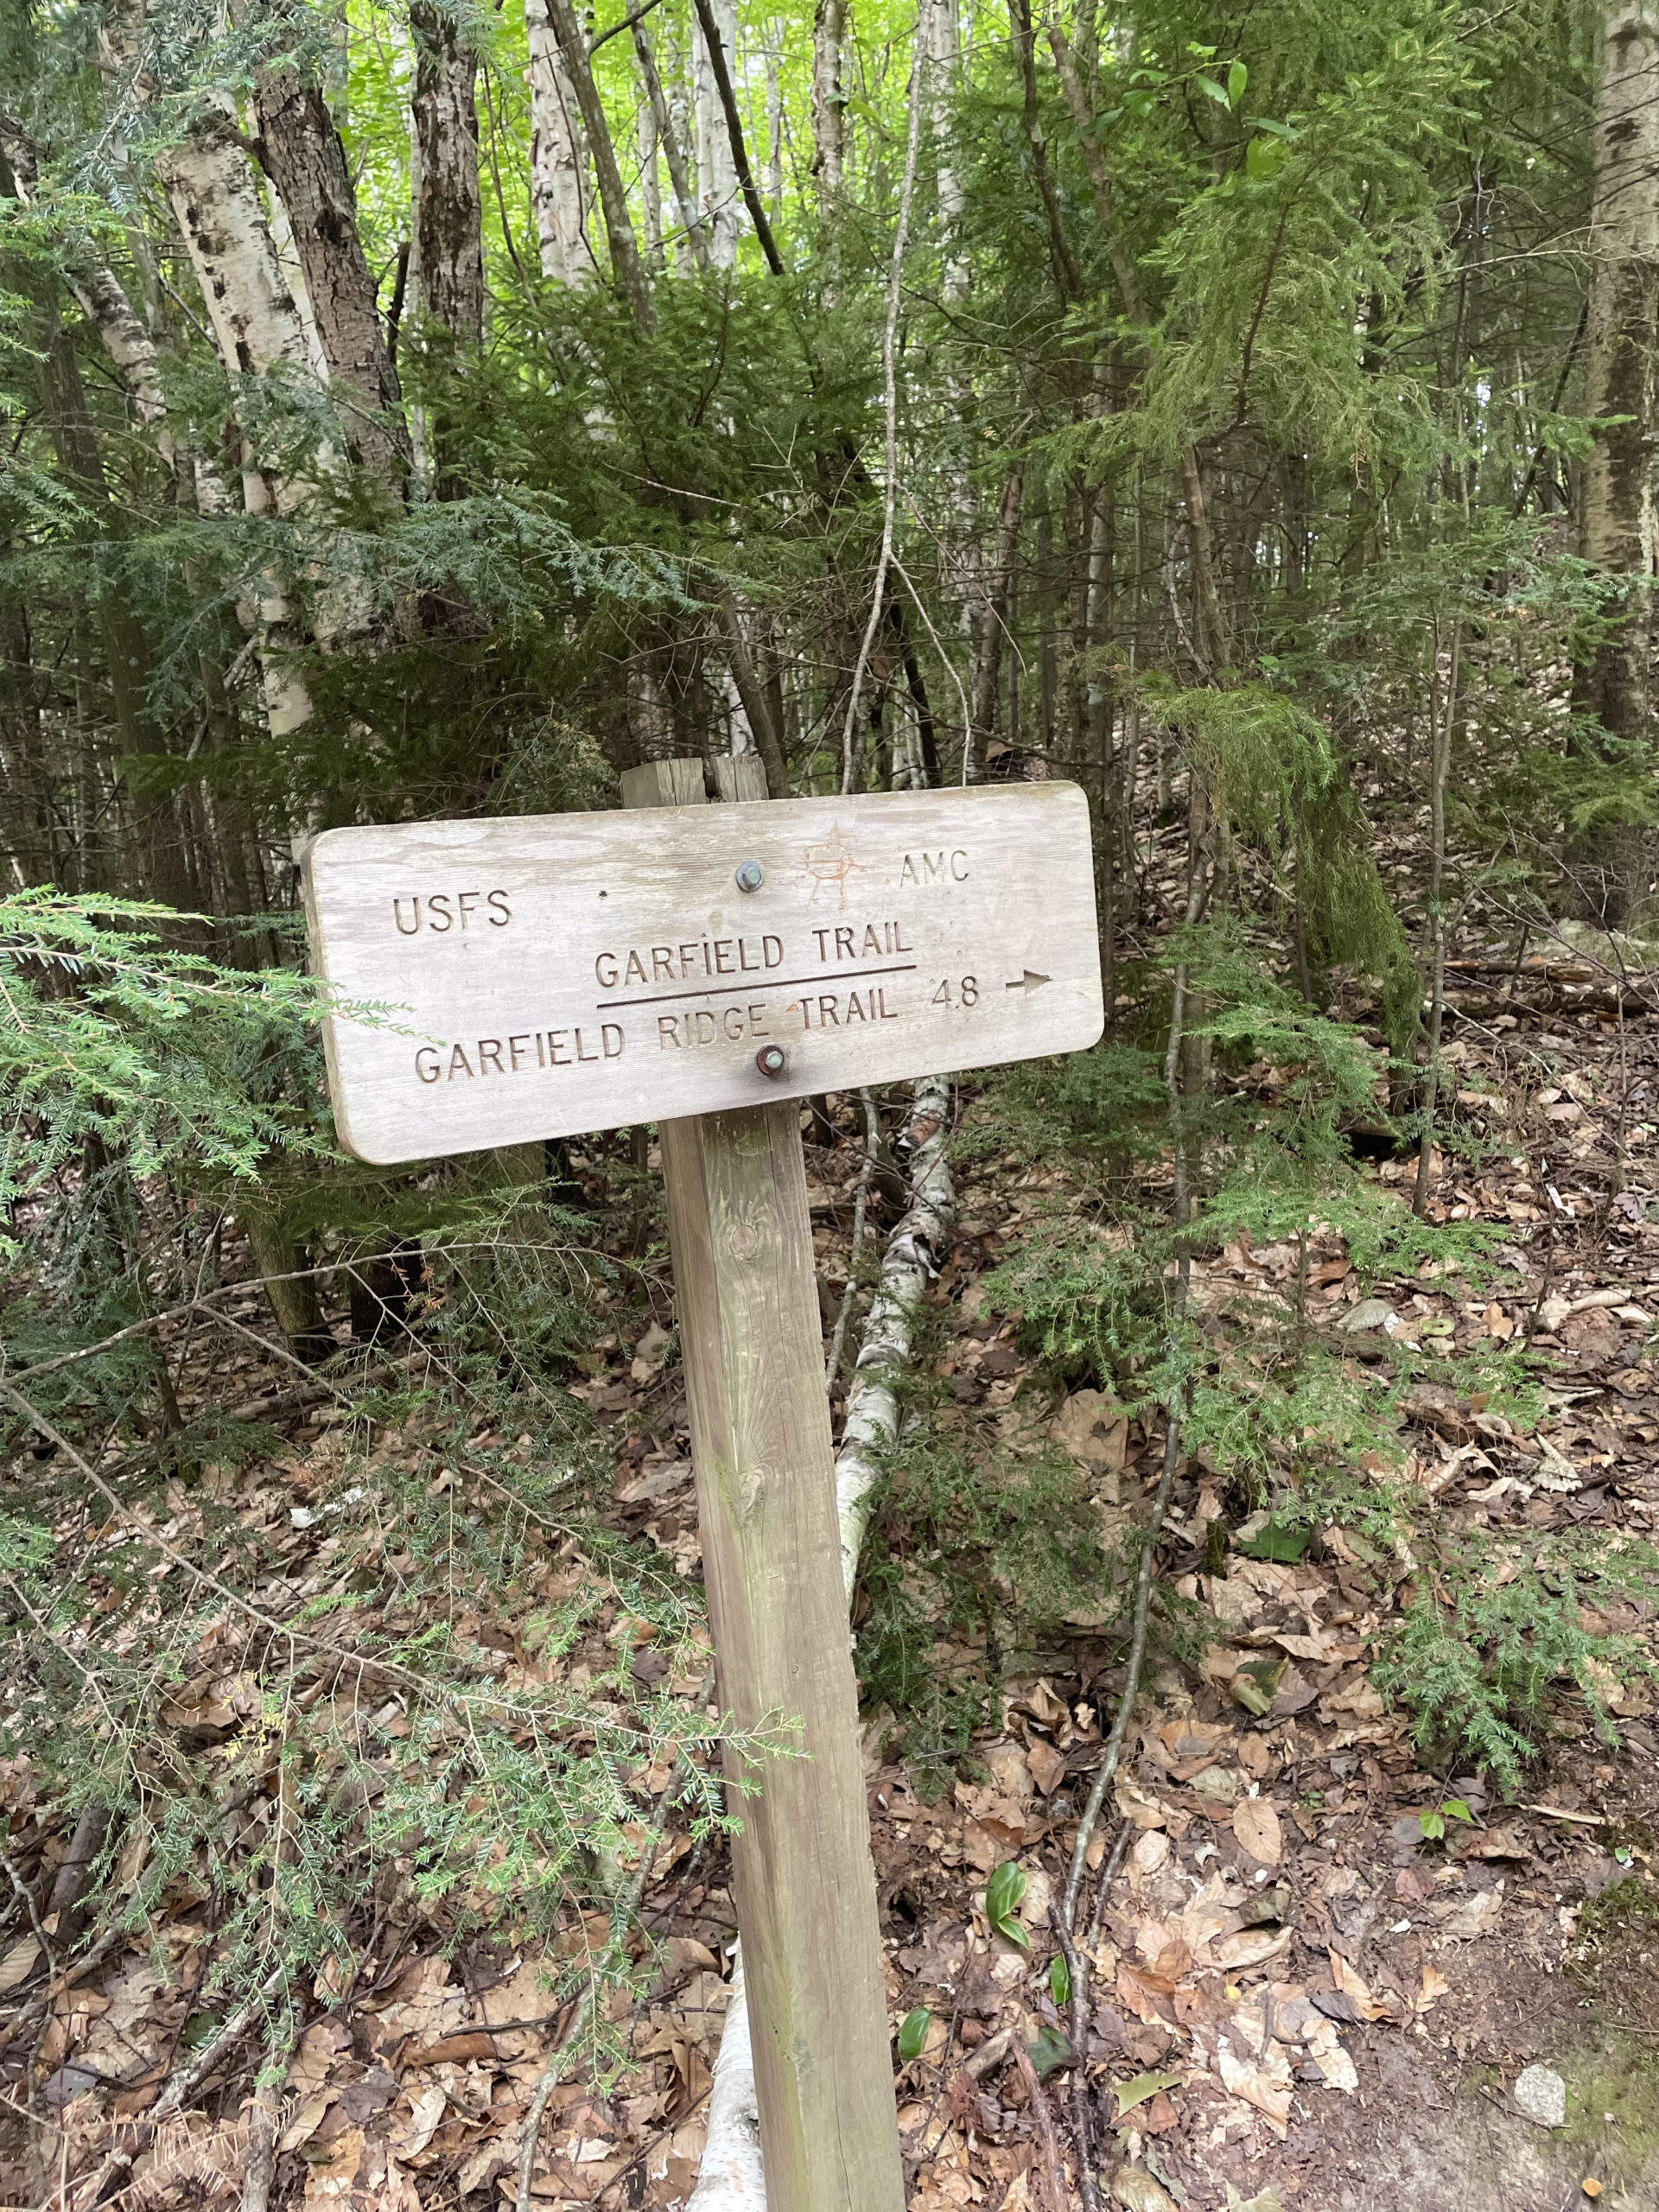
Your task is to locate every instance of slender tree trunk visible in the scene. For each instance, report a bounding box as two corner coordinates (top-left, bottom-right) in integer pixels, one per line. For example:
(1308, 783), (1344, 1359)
(411, 1), (486, 347)
(717, 594), (789, 796)
(1179, 447), (1230, 675)
(967, 470), (1024, 779)
(639, 96), (664, 271)
(689, 0), (786, 274)
(545, 0), (657, 334)
(98, 31), (320, 741)
(766, 46), (784, 216)
(527, 1), (594, 284)
(693, 0), (741, 266)
(1573, 0), (1659, 922)
(62, 257), (176, 472)
(632, 16), (709, 270)
(811, 0), (846, 206)
(1414, 624), (1458, 1217)
(27, 273), (194, 910)
(922, 0), (966, 300)
(245, 1211), (334, 1366)
(1011, 0), (1080, 302)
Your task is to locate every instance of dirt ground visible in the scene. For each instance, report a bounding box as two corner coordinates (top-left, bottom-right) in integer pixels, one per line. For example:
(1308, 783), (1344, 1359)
(3, 975), (1659, 2210)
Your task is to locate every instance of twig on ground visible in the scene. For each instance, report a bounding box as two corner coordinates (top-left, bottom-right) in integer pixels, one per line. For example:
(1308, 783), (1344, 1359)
(1049, 1905), (1099, 2212)
(0, 1868), (171, 2046)
(57, 1967), (290, 2212)
(1086, 1819), (1134, 1953)
(1014, 2038), (1069, 2212)
(240, 2001), (299, 2212)
(963, 2024), (1016, 2082)
(153, 1964), (293, 2121)
(1, 1851), (54, 1982)
(1062, 1413), (1183, 1932)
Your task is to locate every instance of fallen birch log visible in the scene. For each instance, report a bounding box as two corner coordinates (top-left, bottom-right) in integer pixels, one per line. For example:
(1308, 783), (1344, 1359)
(688, 1075), (957, 2211)
(836, 1072), (955, 1589)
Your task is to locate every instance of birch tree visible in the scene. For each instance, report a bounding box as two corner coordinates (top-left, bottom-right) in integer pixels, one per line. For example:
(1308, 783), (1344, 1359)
(810, 0), (845, 205)
(694, 0), (741, 265)
(1574, 0), (1659, 919)
(526, 0), (594, 284)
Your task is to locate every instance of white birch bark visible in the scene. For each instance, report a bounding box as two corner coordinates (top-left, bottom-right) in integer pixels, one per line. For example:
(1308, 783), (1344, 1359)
(526, 1), (594, 285)
(920, 0), (966, 301)
(154, 102), (315, 398)
(639, 99), (664, 270)
(686, 1076), (956, 2212)
(693, 1954), (765, 2205)
(693, 0), (741, 268)
(834, 1075), (955, 1583)
(810, 0), (845, 207)
(62, 259), (173, 463)
(149, 99), (318, 737)
(632, 16), (709, 270)
(722, 668), (758, 754)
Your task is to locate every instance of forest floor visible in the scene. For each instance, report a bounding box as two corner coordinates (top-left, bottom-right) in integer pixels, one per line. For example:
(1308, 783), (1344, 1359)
(5, 940), (1659, 2212)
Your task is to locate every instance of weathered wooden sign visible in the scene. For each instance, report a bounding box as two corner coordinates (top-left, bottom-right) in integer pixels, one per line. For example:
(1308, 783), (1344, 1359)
(301, 782), (1103, 1163)
(302, 764), (1105, 2212)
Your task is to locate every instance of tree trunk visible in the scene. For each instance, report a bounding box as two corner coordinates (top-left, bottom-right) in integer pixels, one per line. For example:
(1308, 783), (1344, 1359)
(527, 1), (594, 284)
(716, 594), (789, 796)
(1179, 446), (1230, 676)
(544, 0), (657, 334)
(766, 47), (784, 218)
(154, 103), (315, 393)
(968, 469), (1024, 779)
(1011, 0), (1081, 302)
(639, 96), (664, 271)
(1573, 0), (1659, 922)
(151, 103), (318, 740)
(688, 0), (786, 275)
(632, 16), (709, 270)
(811, 0), (846, 207)
(694, 0), (741, 266)
(244, 1211), (334, 1366)
(411, 1), (485, 347)
(922, 0), (966, 300)
(62, 256), (175, 471)
(245, 2), (410, 495)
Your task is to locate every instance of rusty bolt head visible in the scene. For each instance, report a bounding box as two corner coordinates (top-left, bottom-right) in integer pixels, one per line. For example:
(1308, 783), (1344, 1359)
(755, 1044), (788, 1078)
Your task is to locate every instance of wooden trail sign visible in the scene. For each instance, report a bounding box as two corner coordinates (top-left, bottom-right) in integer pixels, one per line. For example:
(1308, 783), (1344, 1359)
(302, 764), (1104, 2212)
(300, 779), (1103, 1163)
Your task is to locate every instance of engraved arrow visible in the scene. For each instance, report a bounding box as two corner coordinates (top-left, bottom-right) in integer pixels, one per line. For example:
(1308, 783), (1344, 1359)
(1004, 969), (1052, 993)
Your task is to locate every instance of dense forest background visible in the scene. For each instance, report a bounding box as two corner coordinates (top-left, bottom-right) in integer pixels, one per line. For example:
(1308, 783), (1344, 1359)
(4, 1), (1659, 2208)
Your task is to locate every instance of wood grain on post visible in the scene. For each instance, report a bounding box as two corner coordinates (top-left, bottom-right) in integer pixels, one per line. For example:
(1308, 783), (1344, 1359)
(623, 756), (905, 2212)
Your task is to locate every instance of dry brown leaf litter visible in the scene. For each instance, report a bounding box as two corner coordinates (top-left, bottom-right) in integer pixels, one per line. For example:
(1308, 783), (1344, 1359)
(2, 999), (1657, 2210)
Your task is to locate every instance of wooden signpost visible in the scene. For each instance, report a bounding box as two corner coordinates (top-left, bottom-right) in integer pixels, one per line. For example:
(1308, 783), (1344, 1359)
(302, 766), (1103, 2212)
